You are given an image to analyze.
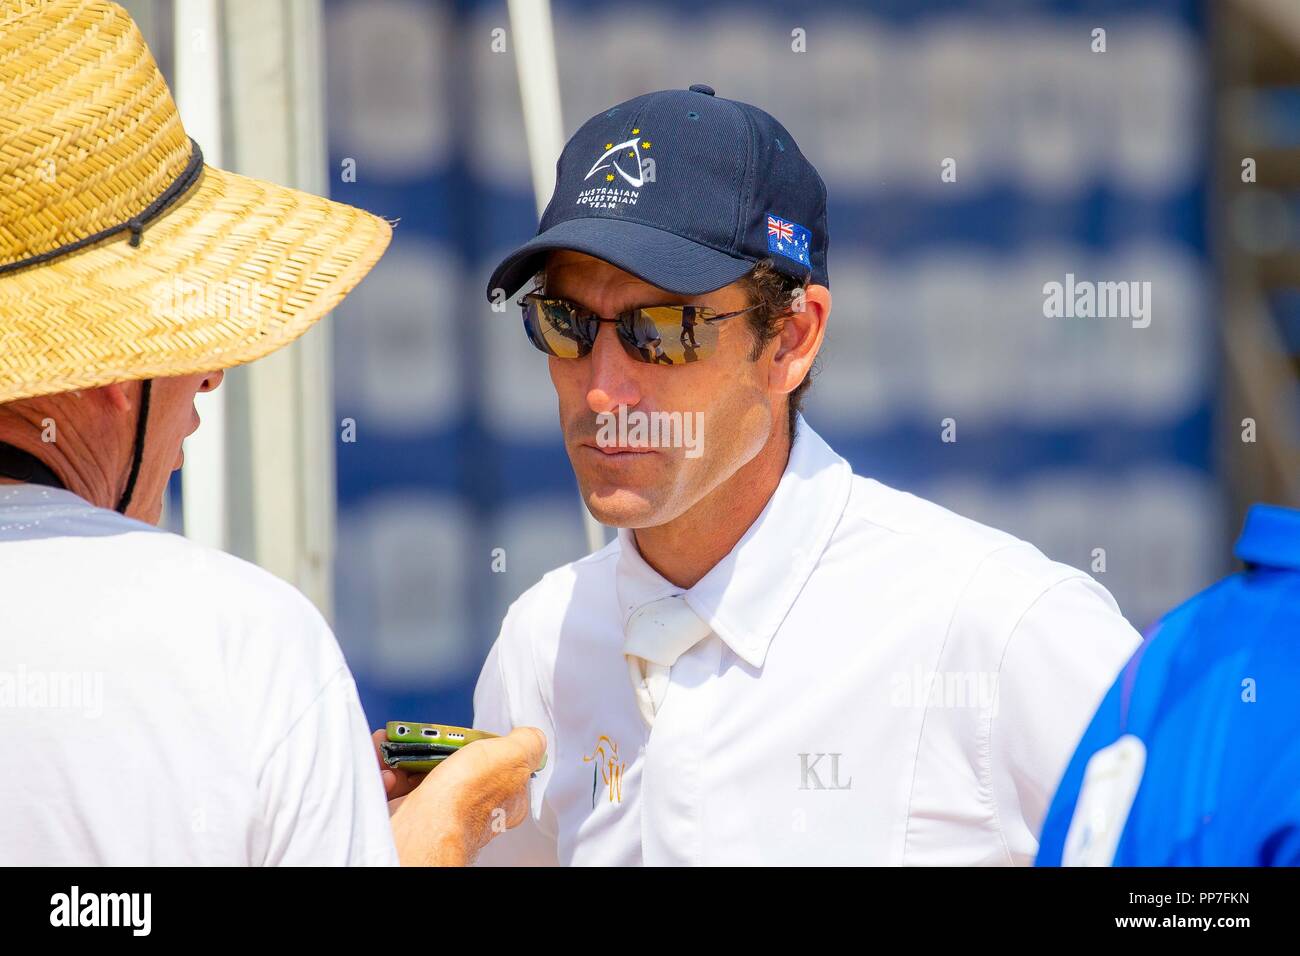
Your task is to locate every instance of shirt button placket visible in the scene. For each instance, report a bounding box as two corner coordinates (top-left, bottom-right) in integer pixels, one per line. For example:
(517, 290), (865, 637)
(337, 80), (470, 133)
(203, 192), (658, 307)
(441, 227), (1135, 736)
(639, 634), (722, 866)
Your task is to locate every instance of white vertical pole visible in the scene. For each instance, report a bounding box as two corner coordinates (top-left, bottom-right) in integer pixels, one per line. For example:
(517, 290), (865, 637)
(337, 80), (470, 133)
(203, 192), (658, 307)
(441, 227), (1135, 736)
(219, 0), (335, 617)
(173, 0), (228, 551)
(508, 0), (565, 213)
(507, 0), (608, 553)
(284, 0), (336, 615)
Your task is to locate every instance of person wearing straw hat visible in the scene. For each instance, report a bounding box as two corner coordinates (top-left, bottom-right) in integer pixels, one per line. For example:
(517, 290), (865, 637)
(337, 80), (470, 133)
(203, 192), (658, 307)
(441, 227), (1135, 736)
(0, 0), (543, 866)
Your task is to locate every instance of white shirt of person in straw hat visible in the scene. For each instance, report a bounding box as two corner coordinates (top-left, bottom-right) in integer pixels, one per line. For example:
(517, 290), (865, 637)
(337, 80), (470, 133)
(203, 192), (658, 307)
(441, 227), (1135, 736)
(0, 0), (544, 865)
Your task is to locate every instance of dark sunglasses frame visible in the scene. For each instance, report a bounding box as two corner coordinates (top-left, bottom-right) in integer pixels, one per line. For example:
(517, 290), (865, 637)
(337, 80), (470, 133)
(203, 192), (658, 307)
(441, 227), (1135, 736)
(518, 292), (764, 363)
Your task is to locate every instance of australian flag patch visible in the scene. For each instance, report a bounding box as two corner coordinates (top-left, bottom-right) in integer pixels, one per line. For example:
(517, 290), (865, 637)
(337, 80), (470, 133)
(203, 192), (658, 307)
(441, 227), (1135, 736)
(766, 214), (811, 267)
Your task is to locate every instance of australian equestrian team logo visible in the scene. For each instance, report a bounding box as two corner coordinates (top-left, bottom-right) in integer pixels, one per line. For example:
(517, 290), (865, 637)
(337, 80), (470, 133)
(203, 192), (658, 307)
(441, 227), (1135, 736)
(583, 734), (626, 807)
(577, 129), (652, 210)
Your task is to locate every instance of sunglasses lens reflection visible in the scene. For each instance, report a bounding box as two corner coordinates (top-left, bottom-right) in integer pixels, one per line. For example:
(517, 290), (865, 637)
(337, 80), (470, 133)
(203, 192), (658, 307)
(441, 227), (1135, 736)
(620, 306), (718, 365)
(521, 298), (721, 364)
(522, 297), (594, 358)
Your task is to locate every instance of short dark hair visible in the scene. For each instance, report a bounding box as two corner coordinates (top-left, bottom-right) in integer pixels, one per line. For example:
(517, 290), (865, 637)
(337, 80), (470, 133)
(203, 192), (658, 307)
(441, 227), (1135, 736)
(738, 259), (813, 445)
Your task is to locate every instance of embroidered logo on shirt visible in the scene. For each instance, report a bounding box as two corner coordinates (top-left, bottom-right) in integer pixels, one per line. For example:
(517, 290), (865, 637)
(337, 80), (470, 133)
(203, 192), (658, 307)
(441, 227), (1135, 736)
(583, 734), (626, 807)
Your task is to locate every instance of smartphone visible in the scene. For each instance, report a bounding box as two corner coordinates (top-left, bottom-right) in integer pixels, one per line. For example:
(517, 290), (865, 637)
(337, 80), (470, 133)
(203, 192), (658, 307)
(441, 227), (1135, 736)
(379, 721), (499, 773)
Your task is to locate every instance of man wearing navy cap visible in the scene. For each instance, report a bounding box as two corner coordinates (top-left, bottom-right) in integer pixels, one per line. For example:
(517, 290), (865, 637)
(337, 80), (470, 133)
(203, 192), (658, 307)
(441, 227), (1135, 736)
(473, 86), (1142, 865)
(1037, 504), (1300, 867)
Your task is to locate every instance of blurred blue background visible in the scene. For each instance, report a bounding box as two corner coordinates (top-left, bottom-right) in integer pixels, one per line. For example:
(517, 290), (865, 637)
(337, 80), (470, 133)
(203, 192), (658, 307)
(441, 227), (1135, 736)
(321, 0), (1223, 727)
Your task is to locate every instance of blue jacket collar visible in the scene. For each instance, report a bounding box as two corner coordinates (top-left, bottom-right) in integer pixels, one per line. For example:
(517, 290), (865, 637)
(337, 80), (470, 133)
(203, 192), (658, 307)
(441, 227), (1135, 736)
(1234, 504), (1300, 571)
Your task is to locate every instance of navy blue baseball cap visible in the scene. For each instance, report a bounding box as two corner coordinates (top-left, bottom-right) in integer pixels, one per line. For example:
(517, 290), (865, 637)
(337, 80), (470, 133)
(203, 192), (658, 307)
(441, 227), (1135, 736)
(485, 84), (829, 301)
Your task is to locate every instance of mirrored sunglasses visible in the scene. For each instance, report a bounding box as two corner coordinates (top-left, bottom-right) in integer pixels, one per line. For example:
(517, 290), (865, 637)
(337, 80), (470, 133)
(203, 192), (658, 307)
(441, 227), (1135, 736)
(519, 293), (762, 365)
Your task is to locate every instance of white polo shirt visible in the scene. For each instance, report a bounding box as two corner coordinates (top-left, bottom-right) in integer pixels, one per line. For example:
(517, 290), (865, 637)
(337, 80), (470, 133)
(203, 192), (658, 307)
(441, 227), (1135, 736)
(0, 484), (397, 866)
(473, 417), (1142, 865)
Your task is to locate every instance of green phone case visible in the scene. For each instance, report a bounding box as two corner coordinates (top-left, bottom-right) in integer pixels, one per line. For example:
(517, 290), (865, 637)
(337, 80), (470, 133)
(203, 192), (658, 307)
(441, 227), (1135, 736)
(380, 721), (499, 773)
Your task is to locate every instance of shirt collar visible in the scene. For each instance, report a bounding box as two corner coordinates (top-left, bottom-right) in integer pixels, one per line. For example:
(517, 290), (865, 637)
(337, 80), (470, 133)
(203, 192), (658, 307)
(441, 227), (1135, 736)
(1234, 504), (1300, 571)
(614, 415), (853, 669)
(0, 482), (93, 510)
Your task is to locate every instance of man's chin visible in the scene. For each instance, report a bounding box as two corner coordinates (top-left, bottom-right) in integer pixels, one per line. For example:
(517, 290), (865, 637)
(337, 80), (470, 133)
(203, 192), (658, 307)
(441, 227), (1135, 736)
(582, 485), (670, 529)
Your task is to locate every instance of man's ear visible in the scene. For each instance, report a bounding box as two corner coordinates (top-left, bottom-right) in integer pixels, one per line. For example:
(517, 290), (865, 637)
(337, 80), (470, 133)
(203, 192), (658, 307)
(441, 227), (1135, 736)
(770, 284), (830, 397)
(99, 381), (134, 414)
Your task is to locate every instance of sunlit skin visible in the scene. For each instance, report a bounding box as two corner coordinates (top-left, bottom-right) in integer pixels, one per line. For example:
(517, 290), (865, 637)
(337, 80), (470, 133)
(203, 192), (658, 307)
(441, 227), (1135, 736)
(543, 249), (830, 588)
(0, 370), (223, 524)
(374, 726), (547, 866)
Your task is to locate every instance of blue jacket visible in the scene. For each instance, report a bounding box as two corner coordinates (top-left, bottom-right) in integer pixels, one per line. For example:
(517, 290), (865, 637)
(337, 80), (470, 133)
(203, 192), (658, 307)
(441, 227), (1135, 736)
(1036, 504), (1300, 866)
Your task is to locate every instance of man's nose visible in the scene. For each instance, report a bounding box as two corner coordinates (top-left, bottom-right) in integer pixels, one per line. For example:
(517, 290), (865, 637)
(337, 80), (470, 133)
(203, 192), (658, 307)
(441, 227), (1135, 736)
(200, 369), (225, 393)
(585, 324), (641, 414)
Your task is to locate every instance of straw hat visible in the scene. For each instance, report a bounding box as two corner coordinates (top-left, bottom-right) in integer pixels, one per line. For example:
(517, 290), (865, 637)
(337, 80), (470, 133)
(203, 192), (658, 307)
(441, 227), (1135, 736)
(0, 0), (391, 405)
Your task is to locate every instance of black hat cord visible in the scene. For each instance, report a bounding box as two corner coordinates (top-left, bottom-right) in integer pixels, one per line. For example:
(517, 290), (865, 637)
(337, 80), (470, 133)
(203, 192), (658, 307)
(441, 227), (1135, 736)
(114, 378), (151, 514)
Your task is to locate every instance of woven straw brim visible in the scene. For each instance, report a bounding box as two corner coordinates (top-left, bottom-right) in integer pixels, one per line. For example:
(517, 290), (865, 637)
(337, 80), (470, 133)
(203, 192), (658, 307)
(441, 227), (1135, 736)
(0, 163), (390, 405)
